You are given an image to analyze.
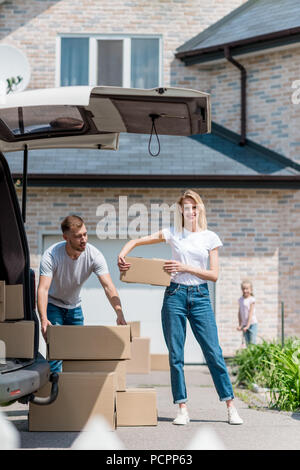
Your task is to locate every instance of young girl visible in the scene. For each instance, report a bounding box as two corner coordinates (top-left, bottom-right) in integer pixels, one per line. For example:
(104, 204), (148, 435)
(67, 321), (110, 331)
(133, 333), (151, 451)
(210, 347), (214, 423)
(118, 189), (243, 426)
(237, 280), (258, 346)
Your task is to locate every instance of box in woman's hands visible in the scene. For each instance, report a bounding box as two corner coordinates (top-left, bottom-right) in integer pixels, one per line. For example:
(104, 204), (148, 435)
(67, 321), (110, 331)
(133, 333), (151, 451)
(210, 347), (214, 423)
(120, 256), (171, 286)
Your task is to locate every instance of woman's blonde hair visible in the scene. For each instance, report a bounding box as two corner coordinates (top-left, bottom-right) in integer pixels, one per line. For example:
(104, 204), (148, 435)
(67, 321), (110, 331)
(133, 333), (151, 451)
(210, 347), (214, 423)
(241, 280), (254, 296)
(174, 189), (207, 232)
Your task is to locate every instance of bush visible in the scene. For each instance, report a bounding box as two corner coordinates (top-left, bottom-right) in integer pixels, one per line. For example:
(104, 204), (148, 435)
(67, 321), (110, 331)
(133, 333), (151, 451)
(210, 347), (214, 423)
(231, 338), (300, 411)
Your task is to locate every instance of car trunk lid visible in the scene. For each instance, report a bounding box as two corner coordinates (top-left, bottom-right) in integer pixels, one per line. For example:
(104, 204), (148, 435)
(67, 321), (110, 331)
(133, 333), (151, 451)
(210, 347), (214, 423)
(0, 85), (210, 152)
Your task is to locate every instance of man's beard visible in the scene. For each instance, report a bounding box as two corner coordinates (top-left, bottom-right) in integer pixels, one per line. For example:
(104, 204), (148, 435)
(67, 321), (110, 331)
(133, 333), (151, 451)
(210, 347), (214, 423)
(70, 240), (86, 253)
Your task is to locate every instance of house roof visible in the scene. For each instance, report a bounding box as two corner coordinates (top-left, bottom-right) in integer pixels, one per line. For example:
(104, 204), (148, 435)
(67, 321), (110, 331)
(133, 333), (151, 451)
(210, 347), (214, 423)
(6, 122), (300, 188)
(176, 0), (300, 64)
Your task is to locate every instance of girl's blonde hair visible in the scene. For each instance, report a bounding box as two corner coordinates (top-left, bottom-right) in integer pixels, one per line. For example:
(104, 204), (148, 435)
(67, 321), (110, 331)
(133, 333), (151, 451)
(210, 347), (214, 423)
(174, 189), (207, 232)
(241, 280), (254, 296)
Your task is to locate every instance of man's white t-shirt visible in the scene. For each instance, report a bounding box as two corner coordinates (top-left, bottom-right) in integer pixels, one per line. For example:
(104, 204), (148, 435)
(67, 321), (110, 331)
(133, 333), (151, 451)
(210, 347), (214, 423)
(40, 241), (109, 309)
(162, 226), (223, 285)
(239, 296), (257, 326)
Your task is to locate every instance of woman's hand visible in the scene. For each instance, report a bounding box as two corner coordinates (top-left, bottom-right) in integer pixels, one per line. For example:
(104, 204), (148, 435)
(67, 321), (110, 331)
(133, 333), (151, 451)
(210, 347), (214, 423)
(118, 255), (131, 272)
(163, 260), (186, 274)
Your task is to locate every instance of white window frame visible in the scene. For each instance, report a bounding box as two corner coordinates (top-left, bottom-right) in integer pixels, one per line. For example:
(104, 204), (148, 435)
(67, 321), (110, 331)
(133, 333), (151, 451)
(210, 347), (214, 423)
(56, 34), (163, 88)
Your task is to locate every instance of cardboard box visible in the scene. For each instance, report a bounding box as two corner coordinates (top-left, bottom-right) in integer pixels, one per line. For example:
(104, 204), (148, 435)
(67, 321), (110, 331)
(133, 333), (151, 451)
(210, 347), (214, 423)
(116, 388), (157, 426)
(151, 354), (170, 371)
(47, 325), (131, 360)
(126, 337), (150, 374)
(120, 257), (171, 287)
(128, 321), (140, 340)
(29, 372), (116, 431)
(0, 321), (34, 359)
(0, 281), (5, 322)
(63, 360), (126, 391)
(5, 284), (24, 320)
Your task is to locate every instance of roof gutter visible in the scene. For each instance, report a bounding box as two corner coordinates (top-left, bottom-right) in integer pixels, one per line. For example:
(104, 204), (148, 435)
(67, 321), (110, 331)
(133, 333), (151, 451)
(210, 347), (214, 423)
(175, 26), (300, 63)
(12, 173), (300, 189)
(224, 46), (246, 146)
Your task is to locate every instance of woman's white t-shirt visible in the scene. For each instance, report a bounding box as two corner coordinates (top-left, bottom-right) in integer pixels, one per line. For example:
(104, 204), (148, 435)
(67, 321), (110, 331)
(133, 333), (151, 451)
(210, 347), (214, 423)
(162, 226), (223, 285)
(239, 296), (257, 326)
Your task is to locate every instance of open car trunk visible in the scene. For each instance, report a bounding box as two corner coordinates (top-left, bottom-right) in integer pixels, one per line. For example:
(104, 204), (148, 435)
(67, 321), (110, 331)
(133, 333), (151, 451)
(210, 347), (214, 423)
(0, 86), (211, 152)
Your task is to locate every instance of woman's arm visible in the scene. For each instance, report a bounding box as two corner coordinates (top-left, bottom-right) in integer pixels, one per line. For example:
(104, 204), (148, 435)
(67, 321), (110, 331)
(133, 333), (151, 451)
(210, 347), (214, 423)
(163, 247), (220, 282)
(118, 230), (166, 271)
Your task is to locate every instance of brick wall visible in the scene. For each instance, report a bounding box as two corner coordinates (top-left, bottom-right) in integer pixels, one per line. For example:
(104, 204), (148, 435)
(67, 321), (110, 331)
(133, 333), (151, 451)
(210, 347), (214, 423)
(175, 47), (300, 164)
(0, 0), (247, 89)
(17, 185), (300, 356)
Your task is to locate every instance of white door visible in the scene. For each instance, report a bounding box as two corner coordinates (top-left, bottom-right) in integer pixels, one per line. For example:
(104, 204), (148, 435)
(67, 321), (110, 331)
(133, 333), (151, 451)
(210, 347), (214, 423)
(42, 234), (210, 363)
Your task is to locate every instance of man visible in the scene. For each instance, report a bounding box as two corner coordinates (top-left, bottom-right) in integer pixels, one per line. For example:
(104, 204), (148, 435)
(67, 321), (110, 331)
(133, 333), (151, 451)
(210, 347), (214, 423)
(37, 214), (126, 372)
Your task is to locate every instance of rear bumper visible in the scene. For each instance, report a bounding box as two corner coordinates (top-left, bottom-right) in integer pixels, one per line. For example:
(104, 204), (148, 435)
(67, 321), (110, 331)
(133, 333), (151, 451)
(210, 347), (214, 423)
(0, 354), (50, 404)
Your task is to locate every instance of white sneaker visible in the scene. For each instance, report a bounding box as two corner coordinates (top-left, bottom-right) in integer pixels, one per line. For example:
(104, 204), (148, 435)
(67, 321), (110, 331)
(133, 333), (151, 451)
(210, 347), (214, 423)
(172, 407), (190, 425)
(227, 406), (243, 425)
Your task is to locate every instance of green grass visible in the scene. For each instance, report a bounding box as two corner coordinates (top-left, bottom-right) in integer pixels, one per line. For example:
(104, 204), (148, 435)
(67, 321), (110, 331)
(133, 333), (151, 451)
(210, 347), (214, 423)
(230, 338), (300, 412)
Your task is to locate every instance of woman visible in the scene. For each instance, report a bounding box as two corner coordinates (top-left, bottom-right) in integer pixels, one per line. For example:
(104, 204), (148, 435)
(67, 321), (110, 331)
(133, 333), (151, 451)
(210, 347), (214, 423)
(118, 189), (243, 425)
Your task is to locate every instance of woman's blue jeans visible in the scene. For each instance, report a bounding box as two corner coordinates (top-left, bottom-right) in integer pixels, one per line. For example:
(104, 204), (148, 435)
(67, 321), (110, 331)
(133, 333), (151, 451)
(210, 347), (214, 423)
(47, 302), (84, 373)
(161, 282), (234, 404)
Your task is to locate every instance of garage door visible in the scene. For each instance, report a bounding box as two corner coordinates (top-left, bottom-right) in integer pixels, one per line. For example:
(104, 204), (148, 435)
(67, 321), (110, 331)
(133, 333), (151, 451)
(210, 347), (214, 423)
(42, 234), (216, 363)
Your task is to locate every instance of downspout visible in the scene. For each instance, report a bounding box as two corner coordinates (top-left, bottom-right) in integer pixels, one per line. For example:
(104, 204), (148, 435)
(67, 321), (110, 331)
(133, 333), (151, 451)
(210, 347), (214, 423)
(224, 46), (247, 146)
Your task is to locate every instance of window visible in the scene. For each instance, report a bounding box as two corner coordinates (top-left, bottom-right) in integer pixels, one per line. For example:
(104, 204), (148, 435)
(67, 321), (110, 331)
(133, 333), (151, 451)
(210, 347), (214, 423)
(1, 106), (84, 137)
(60, 38), (89, 86)
(58, 35), (162, 89)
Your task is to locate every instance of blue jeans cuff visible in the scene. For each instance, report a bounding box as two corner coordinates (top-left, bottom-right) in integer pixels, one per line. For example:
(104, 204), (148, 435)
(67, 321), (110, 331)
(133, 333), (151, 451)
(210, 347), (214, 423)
(174, 399), (188, 404)
(220, 395), (234, 402)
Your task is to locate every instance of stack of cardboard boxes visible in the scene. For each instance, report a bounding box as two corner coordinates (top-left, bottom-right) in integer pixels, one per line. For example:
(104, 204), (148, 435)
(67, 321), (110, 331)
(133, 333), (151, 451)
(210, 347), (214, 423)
(127, 323), (170, 372)
(0, 281), (35, 359)
(2, 256), (170, 431)
(151, 354), (170, 371)
(29, 323), (157, 431)
(126, 321), (151, 374)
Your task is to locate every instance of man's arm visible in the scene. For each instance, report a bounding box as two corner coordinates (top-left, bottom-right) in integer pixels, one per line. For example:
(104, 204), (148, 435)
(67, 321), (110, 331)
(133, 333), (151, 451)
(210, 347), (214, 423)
(37, 275), (53, 340)
(98, 273), (126, 325)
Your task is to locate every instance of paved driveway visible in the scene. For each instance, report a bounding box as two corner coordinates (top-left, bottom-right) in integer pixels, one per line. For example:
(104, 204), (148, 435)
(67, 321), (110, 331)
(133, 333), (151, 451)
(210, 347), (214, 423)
(2, 365), (300, 450)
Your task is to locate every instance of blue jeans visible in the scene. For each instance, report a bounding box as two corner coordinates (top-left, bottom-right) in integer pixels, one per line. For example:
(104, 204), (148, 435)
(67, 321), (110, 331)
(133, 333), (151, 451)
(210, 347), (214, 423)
(161, 282), (234, 404)
(244, 323), (258, 346)
(47, 302), (84, 373)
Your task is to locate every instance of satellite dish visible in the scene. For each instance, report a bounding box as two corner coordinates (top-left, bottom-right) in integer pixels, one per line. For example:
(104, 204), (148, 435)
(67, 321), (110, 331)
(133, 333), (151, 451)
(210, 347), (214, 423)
(0, 44), (31, 93)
